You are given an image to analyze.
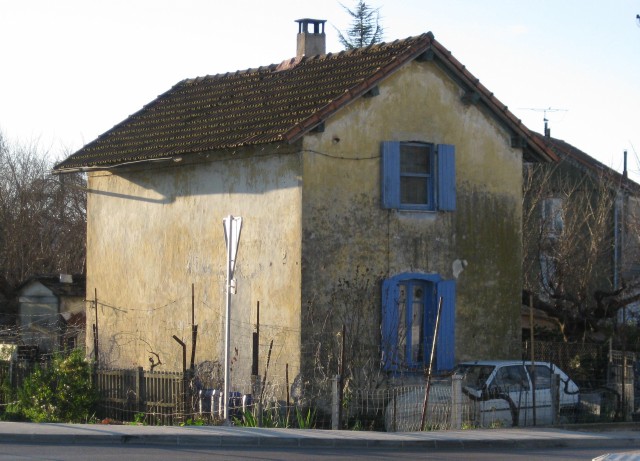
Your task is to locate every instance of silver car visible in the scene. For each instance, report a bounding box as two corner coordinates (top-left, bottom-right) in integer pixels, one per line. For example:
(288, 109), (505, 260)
(384, 360), (579, 431)
(457, 360), (580, 427)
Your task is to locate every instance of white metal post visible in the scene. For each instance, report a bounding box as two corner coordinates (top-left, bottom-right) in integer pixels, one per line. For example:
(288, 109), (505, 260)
(224, 220), (232, 421)
(223, 215), (241, 422)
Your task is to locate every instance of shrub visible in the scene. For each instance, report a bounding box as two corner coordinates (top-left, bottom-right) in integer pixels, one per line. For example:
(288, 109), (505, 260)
(7, 349), (97, 422)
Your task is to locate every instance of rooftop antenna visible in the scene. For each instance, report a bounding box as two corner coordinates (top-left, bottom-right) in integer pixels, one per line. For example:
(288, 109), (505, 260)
(518, 107), (567, 137)
(630, 142), (640, 178)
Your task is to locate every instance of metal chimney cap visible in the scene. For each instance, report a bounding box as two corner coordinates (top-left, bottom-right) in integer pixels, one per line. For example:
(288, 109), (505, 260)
(295, 18), (326, 34)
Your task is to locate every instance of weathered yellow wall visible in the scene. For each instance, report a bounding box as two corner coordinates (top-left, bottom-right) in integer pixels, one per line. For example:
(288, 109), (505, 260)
(87, 57), (526, 393)
(300, 59), (523, 366)
(86, 146), (302, 390)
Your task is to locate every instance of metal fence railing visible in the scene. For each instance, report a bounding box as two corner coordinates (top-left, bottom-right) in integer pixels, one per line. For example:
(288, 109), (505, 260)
(1, 340), (638, 428)
(523, 340), (637, 422)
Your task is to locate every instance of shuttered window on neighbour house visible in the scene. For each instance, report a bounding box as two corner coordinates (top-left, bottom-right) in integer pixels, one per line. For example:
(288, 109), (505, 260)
(381, 141), (456, 211)
(381, 273), (456, 373)
(541, 197), (564, 238)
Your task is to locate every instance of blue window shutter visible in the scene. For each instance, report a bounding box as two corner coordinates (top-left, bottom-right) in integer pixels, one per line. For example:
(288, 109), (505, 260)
(437, 144), (456, 211)
(381, 278), (399, 371)
(435, 279), (456, 372)
(381, 141), (400, 209)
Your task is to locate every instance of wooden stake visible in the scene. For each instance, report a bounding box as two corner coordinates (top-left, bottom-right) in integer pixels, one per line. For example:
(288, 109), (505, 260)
(420, 296), (443, 431)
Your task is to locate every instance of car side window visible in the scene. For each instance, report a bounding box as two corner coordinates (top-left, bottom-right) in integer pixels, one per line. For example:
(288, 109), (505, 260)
(527, 364), (552, 389)
(493, 365), (530, 390)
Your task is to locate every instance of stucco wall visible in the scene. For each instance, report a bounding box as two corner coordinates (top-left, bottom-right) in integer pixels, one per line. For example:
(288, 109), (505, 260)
(87, 57), (526, 393)
(299, 58), (523, 374)
(86, 146), (302, 389)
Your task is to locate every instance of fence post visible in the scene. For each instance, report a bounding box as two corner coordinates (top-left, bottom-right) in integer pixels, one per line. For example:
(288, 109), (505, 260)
(208, 389), (218, 417)
(182, 370), (190, 423)
(550, 373), (560, 425)
(450, 374), (462, 430)
(252, 375), (262, 427)
(622, 353), (634, 422)
(136, 366), (143, 415)
(332, 375), (342, 430)
(218, 392), (224, 418)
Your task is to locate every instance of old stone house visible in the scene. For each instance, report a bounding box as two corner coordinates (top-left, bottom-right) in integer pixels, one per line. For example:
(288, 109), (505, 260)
(54, 20), (556, 394)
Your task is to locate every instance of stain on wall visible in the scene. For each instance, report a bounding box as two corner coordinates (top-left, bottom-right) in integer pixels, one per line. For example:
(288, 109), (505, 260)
(299, 59), (524, 376)
(86, 147), (303, 389)
(87, 56), (527, 394)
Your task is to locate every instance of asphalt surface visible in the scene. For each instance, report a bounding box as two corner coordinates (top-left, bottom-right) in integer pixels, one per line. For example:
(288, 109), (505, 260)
(0, 421), (639, 451)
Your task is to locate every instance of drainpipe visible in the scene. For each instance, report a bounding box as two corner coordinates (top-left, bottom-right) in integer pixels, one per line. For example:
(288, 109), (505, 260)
(614, 151), (627, 290)
(614, 195), (621, 290)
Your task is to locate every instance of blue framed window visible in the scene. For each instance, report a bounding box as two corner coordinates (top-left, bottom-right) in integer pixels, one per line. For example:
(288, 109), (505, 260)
(381, 273), (456, 373)
(381, 142), (456, 211)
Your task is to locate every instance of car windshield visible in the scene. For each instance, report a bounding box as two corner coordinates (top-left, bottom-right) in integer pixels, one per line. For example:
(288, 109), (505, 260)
(457, 364), (495, 390)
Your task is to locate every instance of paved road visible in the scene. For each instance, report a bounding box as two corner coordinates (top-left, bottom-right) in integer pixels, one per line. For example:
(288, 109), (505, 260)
(1, 443), (638, 460)
(0, 421), (638, 460)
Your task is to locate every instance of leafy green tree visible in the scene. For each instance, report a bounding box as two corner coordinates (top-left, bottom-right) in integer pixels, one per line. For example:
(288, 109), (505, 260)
(336, 1), (384, 50)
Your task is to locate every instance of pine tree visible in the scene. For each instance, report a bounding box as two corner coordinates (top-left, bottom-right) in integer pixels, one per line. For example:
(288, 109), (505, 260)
(336, 1), (384, 50)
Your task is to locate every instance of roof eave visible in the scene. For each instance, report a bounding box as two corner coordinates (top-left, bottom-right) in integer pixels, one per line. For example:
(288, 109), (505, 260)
(428, 37), (558, 163)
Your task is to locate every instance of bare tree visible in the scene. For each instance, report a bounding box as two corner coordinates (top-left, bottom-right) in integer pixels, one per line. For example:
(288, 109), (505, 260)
(299, 266), (385, 417)
(523, 161), (640, 343)
(0, 131), (86, 297)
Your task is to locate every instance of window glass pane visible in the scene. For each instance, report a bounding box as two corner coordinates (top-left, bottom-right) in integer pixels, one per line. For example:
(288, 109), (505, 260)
(459, 365), (495, 390)
(494, 365), (529, 390)
(528, 365), (551, 389)
(399, 144), (431, 206)
(400, 177), (428, 204)
(400, 144), (430, 174)
(542, 198), (564, 235)
(411, 285), (424, 363)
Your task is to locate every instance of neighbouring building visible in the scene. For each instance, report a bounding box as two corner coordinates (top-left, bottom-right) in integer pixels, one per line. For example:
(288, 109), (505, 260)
(523, 132), (640, 342)
(16, 274), (86, 354)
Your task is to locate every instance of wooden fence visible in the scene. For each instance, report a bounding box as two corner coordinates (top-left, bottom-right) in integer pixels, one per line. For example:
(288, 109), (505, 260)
(93, 367), (192, 425)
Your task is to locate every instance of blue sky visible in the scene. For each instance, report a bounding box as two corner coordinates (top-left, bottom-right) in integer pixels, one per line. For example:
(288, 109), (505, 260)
(1, 1), (639, 180)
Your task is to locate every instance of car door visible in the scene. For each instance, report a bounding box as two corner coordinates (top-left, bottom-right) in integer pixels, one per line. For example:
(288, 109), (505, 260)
(481, 365), (533, 427)
(526, 363), (554, 425)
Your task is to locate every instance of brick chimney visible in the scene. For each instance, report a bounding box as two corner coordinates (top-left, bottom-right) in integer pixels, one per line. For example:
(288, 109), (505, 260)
(295, 19), (326, 58)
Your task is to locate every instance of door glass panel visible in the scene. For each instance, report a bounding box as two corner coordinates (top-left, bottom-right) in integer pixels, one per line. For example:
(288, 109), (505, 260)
(397, 284), (407, 365)
(411, 285), (424, 363)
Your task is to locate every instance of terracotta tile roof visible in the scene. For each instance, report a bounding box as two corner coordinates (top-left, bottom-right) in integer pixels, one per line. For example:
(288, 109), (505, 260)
(533, 133), (640, 194)
(18, 274), (86, 298)
(55, 33), (555, 171)
(60, 311), (86, 327)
